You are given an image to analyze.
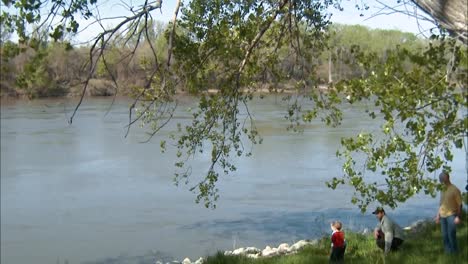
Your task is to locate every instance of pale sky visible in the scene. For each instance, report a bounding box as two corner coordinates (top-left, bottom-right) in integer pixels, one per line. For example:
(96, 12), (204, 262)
(329, 0), (436, 36)
(2, 0), (437, 43)
(74, 0), (436, 44)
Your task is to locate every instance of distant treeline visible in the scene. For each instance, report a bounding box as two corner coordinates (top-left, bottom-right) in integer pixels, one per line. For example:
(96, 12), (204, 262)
(0, 22), (426, 98)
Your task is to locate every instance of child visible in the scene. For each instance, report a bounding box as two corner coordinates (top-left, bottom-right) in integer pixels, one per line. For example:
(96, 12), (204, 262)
(330, 221), (346, 263)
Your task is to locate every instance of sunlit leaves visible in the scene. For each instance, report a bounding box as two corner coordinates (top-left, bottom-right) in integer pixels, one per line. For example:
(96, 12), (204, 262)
(316, 36), (467, 211)
(1, 0), (94, 43)
(170, 93), (256, 208)
(168, 0), (332, 208)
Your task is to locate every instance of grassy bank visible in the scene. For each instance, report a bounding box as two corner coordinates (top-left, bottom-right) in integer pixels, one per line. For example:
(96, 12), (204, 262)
(204, 213), (467, 264)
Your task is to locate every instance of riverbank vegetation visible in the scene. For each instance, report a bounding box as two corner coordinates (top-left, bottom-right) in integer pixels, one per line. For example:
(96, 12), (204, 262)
(204, 212), (467, 264)
(0, 23), (425, 99)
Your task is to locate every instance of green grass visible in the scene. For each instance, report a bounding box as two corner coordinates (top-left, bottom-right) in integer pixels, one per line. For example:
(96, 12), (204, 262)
(203, 212), (468, 264)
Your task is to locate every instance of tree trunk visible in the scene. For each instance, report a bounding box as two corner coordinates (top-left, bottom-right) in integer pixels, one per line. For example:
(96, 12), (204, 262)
(412, 0), (467, 44)
(328, 51), (333, 84)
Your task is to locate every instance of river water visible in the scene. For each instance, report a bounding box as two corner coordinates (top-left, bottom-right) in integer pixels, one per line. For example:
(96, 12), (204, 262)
(1, 96), (465, 264)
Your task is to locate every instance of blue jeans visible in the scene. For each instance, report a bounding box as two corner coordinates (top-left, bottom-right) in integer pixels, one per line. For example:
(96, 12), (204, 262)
(440, 215), (458, 254)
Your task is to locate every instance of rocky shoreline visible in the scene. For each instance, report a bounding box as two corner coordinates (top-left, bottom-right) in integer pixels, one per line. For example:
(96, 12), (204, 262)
(155, 239), (317, 264)
(154, 218), (434, 264)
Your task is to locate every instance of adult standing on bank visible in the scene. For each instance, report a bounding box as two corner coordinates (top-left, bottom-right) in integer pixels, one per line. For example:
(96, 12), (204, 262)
(435, 171), (463, 254)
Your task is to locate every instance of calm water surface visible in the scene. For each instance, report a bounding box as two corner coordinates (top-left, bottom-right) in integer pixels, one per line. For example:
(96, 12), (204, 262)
(1, 96), (465, 264)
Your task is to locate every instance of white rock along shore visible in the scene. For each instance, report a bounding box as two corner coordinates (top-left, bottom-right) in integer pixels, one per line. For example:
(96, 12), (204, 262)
(155, 239), (318, 264)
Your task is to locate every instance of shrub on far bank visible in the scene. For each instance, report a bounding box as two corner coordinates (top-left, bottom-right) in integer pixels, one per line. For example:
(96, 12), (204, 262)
(85, 79), (117, 97)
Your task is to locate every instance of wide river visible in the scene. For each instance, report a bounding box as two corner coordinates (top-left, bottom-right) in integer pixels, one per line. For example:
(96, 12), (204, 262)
(1, 96), (466, 264)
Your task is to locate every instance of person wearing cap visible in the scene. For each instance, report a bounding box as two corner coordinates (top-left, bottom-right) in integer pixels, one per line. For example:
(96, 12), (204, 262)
(372, 206), (404, 255)
(435, 171), (462, 254)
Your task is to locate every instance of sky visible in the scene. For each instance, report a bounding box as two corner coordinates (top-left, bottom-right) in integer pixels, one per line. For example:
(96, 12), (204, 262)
(72, 0), (436, 44)
(328, 0), (436, 34)
(1, 0), (437, 44)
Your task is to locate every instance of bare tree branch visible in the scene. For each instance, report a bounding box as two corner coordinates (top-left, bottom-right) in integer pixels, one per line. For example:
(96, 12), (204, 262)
(68, 1), (163, 124)
(167, 0), (182, 68)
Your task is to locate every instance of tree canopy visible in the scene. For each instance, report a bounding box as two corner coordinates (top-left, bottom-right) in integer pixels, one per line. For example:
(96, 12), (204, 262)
(1, 0), (467, 211)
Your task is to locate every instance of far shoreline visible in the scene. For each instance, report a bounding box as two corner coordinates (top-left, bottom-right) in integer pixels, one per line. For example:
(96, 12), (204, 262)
(0, 82), (332, 102)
